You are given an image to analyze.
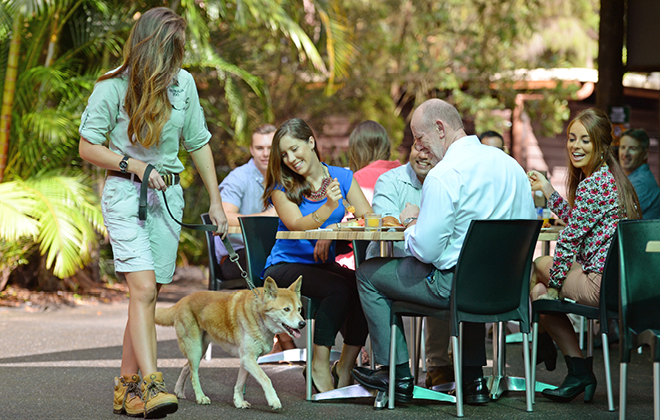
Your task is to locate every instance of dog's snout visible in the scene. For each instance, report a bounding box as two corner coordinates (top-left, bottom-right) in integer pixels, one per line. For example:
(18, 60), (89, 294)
(298, 321), (306, 329)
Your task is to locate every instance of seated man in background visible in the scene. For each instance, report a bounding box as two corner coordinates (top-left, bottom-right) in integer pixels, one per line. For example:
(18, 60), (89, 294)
(215, 124), (295, 351)
(369, 140), (453, 388)
(480, 130), (509, 154)
(353, 99), (535, 405)
(619, 128), (660, 219)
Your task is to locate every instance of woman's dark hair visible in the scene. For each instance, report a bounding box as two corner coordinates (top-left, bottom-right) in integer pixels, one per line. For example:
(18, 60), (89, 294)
(565, 108), (641, 219)
(262, 118), (322, 207)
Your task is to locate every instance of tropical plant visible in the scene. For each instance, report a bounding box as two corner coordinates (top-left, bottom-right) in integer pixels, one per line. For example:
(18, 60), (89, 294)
(0, 0), (356, 285)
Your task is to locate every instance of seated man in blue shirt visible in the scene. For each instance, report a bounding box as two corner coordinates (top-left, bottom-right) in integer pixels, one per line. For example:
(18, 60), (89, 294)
(619, 128), (660, 219)
(215, 124), (277, 279)
(352, 99), (535, 405)
(369, 141), (453, 388)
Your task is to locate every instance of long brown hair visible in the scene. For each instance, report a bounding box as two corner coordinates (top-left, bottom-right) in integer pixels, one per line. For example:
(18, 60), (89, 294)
(348, 120), (392, 172)
(98, 7), (186, 148)
(262, 118), (322, 208)
(565, 108), (641, 219)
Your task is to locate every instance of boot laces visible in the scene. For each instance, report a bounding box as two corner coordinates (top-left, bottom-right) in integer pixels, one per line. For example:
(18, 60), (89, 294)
(125, 380), (142, 399)
(143, 379), (168, 402)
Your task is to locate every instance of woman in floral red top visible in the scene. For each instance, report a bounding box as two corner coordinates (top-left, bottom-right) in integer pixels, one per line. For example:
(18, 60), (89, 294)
(528, 108), (641, 404)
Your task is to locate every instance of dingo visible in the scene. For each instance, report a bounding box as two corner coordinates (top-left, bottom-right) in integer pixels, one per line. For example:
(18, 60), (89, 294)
(155, 276), (304, 410)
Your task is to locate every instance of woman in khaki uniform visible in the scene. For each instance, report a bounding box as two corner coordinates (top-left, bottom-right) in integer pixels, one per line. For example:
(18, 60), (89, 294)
(79, 7), (227, 418)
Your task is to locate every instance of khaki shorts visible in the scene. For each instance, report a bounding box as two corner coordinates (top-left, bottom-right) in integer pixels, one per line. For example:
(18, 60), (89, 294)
(559, 270), (601, 307)
(101, 176), (184, 284)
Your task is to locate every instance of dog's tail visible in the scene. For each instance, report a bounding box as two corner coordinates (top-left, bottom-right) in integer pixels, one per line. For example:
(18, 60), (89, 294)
(154, 306), (176, 326)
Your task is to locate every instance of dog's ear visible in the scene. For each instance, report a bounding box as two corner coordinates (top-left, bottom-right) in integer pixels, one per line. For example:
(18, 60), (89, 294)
(289, 276), (302, 298)
(263, 277), (279, 300)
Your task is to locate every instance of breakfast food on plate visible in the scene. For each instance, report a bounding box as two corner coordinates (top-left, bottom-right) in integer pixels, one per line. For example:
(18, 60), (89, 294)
(345, 219), (363, 227)
(382, 216), (403, 227)
(542, 221), (552, 229)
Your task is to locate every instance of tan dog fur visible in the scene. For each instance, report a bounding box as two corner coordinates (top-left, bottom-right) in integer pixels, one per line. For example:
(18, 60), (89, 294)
(155, 276), (304, 410)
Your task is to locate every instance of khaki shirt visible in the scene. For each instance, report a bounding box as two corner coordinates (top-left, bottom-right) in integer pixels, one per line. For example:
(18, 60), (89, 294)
(79, 68), (211, 174)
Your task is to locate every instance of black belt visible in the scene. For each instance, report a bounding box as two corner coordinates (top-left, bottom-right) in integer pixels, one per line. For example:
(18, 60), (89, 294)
(107, 169), (180, 186)
(438, 266), (456, 276)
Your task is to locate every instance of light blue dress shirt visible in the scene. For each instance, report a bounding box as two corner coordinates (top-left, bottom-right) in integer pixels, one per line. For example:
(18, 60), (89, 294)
(214, 159), (267, 260)
(366, 163), (423, 259)
(628, 163), (660, 219)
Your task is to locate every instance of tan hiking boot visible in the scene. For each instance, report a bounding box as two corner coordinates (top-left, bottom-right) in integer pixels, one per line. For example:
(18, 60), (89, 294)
(113, 374), (144, 417)
(141, 372), (178, 419)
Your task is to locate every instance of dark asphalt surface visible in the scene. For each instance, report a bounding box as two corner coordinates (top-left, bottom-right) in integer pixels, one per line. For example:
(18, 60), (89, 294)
(0, 276), (655, 420)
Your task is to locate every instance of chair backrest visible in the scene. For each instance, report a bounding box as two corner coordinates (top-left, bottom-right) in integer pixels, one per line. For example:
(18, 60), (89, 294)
(450, 219), (542, 335)
(201, 213), (224, 290)
(239, 216), (280, 288)
(617, 219), (660, 361)
(598, 231), (620, 330)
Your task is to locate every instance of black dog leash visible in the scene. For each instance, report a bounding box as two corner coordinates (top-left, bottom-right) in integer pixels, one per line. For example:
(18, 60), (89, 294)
(138, 164), (259, 294)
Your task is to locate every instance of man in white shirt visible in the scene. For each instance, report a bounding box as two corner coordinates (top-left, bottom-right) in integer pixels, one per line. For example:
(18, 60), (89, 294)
(352, 99), (536, 405)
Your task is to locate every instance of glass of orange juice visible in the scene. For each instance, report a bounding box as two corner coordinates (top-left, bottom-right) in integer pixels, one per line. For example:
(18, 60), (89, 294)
(364, 213), (382, 231)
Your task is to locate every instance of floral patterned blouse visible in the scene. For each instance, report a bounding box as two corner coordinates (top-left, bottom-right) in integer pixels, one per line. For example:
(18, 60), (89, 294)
(547, 164), (620, 289)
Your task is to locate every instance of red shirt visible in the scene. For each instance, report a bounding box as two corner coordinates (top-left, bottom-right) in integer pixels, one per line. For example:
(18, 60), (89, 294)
(353, 160), (401, 204)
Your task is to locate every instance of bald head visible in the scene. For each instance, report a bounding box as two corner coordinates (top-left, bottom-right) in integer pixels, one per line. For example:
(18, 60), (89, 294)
(410, 99), (466, 162)
(417, 99), (465, 132)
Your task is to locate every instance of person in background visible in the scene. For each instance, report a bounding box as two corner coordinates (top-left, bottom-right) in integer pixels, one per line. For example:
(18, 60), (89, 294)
(618, 128), (660, 219)
(215, 124), (277, 278)
(528, 108), (641, 404)
(262, 118), (372, 393)
(349, 120), (401, 204)
(78, 7), (228, 418)
(369, 141), (453, 388)
(214, 123), (295, 352)
(480, 130), (509, 154)
(353, 99), (535, 405)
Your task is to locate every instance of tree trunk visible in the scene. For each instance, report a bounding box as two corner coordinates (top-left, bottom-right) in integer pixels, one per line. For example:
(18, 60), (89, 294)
(0, 14), (22, 183)
(596, 0), (624, 111)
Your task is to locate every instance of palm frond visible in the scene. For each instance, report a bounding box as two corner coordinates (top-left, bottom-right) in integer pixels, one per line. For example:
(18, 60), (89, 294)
(22, 173), (105, 279)
(0, 180), (39, 241)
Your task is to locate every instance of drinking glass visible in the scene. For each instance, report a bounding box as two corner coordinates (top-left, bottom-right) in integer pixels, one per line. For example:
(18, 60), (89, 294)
(364, 213), (382, 232)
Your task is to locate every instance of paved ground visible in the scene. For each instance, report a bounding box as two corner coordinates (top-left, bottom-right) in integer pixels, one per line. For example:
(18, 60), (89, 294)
(0, 275), (656, 420)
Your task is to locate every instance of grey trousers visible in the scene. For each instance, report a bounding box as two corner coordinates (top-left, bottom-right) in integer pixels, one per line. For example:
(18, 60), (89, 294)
(356, 256), (486, 368)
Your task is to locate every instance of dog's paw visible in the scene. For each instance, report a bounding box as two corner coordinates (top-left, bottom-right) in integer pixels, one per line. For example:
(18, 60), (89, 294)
(234, 400), (251, 409)
(175, 390), (186, 399)
(196, 395), (211, 405)
(269, 398), (282, 411)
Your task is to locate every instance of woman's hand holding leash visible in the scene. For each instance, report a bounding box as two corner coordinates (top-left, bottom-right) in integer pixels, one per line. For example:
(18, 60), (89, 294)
(209, 203), (228, 239)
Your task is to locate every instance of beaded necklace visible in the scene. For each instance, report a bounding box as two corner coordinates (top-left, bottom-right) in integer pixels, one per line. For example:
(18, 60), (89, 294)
(306, 165), (331, 201)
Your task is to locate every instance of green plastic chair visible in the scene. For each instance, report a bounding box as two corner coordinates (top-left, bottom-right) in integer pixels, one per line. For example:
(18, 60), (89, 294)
(531, 233), (619, 410)
(617, 219), (660, 420)
(388, 219), (542, 417)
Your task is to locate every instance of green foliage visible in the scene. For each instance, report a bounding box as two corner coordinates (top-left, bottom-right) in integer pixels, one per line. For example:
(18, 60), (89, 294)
(0, 0), (601, 286)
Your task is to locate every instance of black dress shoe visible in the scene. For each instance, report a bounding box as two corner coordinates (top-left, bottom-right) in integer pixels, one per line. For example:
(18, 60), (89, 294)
(461, 377), (490, 405)
(351, 366), (414, 403)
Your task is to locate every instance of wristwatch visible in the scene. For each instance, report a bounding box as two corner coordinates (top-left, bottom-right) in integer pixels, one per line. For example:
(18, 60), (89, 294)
(119, 156), (130, 173)
(403, 217), (417, 226)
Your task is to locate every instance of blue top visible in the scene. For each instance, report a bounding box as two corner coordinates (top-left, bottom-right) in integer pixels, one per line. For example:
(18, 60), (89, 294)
(628, 163), (660, 220)
(214, 158), (268, 259)
(263, 164), (353, 271)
